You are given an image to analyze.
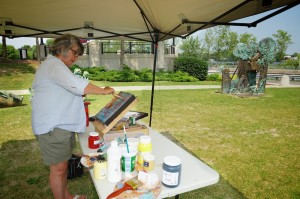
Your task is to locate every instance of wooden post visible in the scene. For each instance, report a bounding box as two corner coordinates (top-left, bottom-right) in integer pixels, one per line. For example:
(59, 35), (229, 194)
(36, 37), (41, 63)
(2, 36), (7, 59)
(222, 68), (231, 93)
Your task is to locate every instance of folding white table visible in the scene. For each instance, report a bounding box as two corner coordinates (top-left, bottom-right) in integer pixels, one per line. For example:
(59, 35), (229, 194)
(78, 123), (219, 199)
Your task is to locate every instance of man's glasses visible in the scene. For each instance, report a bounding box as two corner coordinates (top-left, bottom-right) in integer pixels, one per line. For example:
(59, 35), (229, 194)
(70, 48), (79, 56)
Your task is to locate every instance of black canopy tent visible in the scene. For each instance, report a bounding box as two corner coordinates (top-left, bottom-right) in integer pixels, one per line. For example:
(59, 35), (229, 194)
(1, 0), (299, 126)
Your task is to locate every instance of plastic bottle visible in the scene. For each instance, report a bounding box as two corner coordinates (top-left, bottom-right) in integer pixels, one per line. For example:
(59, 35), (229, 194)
(107, 140), (122, 183)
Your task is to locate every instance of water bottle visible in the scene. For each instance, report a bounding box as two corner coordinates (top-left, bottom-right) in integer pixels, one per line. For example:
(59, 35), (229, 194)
(107, 140), (122, 183)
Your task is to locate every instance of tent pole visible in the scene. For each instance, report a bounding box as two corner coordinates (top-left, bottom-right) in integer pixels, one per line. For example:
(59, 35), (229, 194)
(149, 36), (159, 127)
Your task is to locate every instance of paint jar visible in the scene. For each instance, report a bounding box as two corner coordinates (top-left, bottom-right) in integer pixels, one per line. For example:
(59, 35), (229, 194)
(138, 152), (150, 165)
(88, 132), (100, 149)
(121, 148), (137, 173)
(137, 136), (152, 165)
(162, 156), (181, 188)
(93, 156), (107, 180)
(138, 135), (152, 152)
(143, 153), (155, 171)
(129, 116), (136, 126)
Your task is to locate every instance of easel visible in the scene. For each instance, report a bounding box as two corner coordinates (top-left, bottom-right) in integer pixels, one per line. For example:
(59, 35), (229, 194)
(93, 98), (138, 135)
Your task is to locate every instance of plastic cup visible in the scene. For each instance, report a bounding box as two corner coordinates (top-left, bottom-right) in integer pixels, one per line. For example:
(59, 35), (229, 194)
(127, 137), (139, 151)
(121, 148), (137, 173)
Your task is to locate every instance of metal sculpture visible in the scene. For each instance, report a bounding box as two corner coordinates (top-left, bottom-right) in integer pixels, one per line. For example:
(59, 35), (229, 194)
(0, 90), (23, 107)
(226, 37), (276, 94)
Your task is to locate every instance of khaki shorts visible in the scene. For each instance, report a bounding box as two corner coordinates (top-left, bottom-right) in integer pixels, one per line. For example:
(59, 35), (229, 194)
(35, 128), (76, 165)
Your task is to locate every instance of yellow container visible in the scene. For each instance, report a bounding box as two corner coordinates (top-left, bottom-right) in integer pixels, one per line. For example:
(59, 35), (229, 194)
(94, 160), (107, 180)
(138, 135), (152, 153)
(143, 154), (155, 171)
(137, 152), (150, 165)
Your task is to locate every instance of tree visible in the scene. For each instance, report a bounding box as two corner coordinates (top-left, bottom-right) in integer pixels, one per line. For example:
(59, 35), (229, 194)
(212, 26), (230, 62)
(226, 31), (239, 60)
(239, 33), (256, 45)
(1, 36), (7, 59)
(0, 44), (18, 59)
(272, 30), (292, 61)
(179, 36), (202, 57)
(203, 28), (214, 60)
(46, 38), (54, 46)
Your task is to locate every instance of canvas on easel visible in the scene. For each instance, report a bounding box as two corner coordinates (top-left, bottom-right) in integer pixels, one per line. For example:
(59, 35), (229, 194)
(94, 91), (137, 135)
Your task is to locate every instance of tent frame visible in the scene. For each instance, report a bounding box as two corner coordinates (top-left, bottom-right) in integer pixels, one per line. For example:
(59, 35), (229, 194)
(1, 0), (299, 127)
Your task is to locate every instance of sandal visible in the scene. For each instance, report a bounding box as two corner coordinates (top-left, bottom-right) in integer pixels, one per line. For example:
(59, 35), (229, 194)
(73, 195), (87, 199)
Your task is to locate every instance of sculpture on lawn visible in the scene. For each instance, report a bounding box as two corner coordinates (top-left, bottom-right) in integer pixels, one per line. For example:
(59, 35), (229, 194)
(0, 90), (23, 107)
(222, 37), (276, 94)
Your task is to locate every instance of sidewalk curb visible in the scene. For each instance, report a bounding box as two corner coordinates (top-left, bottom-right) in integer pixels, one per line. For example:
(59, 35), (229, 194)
(5, 84), (300, 96)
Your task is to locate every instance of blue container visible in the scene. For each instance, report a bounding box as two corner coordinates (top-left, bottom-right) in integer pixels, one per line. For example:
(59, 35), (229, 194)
(161, 156), (181, 188)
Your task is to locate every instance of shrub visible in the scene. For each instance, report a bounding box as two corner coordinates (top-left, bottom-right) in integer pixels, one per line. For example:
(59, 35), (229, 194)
(207, 73), (221, 81)
(0, 44), (19, 59)
(155, 71), (198, 82)
(113, 70), (139, 82)
(174, 56), (208, 81)
(134, 68), (153, 82)
(155, 71), (171, 81)
(283, 59), (299, 70)
(169, 71), (199, 82)
(70, 64), (199, 82)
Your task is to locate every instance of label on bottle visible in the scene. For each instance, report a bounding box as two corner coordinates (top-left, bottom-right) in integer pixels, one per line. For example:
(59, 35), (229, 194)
(107, 158), (121, 182)
(94, 161), (107, 180)
(162, 170), (179, 186)
(94, 140), (100, 145)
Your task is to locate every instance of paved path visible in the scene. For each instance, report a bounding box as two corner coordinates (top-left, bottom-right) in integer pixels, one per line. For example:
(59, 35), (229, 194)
(5, 81), (300, 96)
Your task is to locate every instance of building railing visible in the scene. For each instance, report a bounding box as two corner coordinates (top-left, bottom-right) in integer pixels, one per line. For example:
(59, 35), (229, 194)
(100, 41), (175, 55)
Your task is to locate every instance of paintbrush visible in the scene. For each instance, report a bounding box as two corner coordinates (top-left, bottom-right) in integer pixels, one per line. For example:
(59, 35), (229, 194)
(112, 93), (124, 99)
(123, 125), (130, 153)
(106, 176), (142, 199)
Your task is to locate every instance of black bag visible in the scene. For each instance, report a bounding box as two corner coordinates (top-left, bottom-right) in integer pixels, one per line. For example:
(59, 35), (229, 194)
(67, 154), (83, 179)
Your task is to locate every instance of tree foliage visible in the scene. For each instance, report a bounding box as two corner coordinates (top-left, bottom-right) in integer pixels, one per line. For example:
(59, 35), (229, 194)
(0, 44), (18, 59)
(46, 38), (54, 46)
(272, 30), (292, 61)
(213, 26), (231, 61)
(179, 36), (202, 57)
(178, 26), (294, 64)
(239, 33), (257, 45)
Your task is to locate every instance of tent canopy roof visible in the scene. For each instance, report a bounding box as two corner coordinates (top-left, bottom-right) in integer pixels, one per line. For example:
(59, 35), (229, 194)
(1, 0), (299, 43)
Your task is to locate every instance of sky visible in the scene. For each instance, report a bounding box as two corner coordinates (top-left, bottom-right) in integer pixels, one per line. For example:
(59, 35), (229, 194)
(2, 5), (300, 55)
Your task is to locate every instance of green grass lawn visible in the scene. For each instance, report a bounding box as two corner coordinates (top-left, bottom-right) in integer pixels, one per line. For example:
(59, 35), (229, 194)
(1, 61), (300, 199)
(0, 62), (36, 90)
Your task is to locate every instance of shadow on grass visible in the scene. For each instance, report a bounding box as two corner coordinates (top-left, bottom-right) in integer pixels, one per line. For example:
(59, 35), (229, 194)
(160, 131), (247, 199)
(0, 104), (29, 109)
(0, 139), (98, 199)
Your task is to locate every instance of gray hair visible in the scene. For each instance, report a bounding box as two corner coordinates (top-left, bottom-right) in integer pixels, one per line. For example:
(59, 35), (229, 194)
(50, 34), (84, 57)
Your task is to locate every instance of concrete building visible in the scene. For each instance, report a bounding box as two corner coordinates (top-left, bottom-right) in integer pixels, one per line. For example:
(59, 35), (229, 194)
(75, 40), (177, 71)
